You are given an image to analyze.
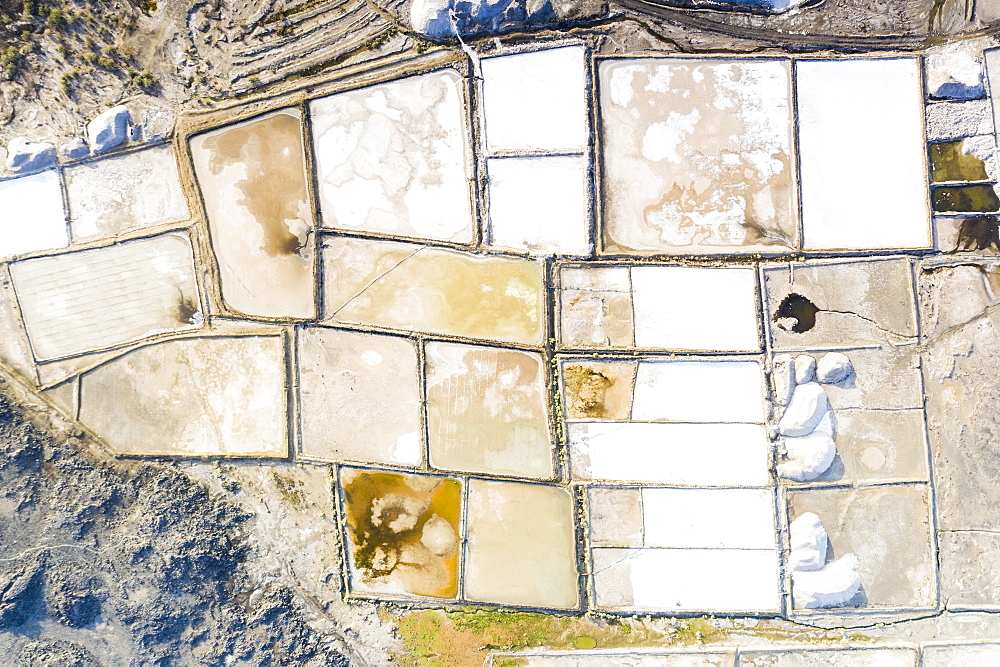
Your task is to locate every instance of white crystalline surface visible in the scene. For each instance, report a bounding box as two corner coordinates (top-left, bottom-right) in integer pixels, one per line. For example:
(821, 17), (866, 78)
(632, 360), (766, 423)
(797, 58), (930, 249)
(571, 422), (770, 486)
(311, 69), (475, 243)
(0, 171), (68, 258)
(480, 47), (591, 257)
(480, 46), (588, 153)
(630, 266), (759, 351)
(578, 354), (779, 612)
(487, 155), (589, 255)
(65, 145), (190, 242)
(600, 58), (797, 252)
(629, 549), (781, 612)
(641, 488), (776, 549)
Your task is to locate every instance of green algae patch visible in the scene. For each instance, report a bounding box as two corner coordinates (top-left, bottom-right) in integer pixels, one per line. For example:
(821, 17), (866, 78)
(669, 617), (726, 645)
(386, 608), (882, 665)
(493, 659), (531, 667)
(387, 609), (735, 667)
(728, 619), (874, 645)
(271, 472), (306, 507)
(930, 140), (990, 183)
(932, 184), (1000, 213)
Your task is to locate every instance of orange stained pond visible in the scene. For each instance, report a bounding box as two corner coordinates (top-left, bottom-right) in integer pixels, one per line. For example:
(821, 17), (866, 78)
(342, 469), (463, 599)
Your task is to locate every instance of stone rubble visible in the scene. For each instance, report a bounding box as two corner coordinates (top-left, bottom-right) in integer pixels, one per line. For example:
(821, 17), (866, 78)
(135, 109), (176, 142)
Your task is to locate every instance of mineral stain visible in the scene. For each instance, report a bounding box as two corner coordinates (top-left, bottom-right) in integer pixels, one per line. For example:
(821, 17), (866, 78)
(426, 345), (551, 478)
(323, 237), (545, 345)
(199, 112), (309, 257)
(956, 215), (1000, 251)
(176, 296), (200, 325)
(563, 365), (613, 418)
(774, 293), (819, 333)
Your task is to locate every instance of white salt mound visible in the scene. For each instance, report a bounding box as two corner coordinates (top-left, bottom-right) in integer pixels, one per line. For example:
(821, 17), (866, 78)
(792, 554), (863, 609)
(788, 512), (828, 572)
(88, 105), (132, 154)
(778, 382), (829, 437)
(793, 354), (816, 384)
(817, 352), (853, 384)
(772, 354), (794, 407)
(6, 138), (57, 174)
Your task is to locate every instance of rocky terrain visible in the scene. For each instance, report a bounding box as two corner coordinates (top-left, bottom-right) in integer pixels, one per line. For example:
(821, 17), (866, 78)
(0, 390), (364, 666)
(0, 0), (416, 158)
